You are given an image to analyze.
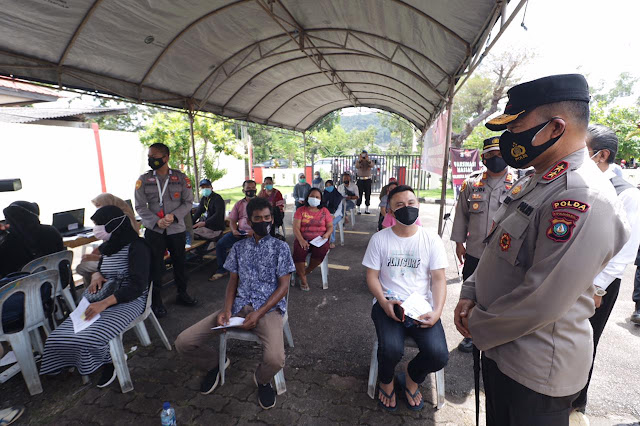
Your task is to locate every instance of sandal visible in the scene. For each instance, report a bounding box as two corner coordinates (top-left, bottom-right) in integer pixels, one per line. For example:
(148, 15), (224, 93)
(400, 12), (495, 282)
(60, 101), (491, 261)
(398, 372), (424, 411)
(300, 282), (310, 292)
(377, 384), (397, 412)
(0, 405), (25, 425)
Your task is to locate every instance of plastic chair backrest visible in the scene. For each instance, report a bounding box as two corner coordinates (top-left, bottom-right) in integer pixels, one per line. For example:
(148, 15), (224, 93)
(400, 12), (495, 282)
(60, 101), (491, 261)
(21, 250), (73, 290)
(0, 269), (59, 334)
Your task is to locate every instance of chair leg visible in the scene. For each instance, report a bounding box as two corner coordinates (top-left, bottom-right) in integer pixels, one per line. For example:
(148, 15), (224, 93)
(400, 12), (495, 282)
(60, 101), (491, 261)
(321, 256), (329, 290)
(148, 311), (172, 351)
(8, 332), (43, 395)
(283, 320), (294, 348)
(339, 221), (344, 246)
(435, 368), (445, 409)
(133, 322), (152, 347)
(351, 209), (355, 229)
(62, 287), (77, 310)
(219, 334), (228, 386)
(30, 329), (44, 355)
(109, 336), (133, 393)
(81, 375), (90, 385)
(367, 339), (379, 399)
(274, 369), (287, 395)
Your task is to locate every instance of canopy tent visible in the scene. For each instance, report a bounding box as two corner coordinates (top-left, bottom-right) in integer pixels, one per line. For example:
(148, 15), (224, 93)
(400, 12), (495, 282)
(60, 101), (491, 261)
(0, 0), (525, 231)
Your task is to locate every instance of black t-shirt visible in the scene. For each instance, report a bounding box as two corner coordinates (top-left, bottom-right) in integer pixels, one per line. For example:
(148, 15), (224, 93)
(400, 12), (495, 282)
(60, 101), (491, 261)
(0, 225), (64, 278)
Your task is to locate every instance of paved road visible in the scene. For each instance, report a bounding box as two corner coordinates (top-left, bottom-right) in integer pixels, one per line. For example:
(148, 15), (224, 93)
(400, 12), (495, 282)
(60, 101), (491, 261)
(2, 199), (639, 425)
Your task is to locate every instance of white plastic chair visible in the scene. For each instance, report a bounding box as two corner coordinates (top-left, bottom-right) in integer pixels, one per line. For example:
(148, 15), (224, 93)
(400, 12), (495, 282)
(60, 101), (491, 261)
(107, 282), (171, 393)
(218, 291), (294, 395)
(337, 202), (356, 247)
(0, 270), (59, 395)
(22, 250), (76, 313)
(367, 336), (446, 410)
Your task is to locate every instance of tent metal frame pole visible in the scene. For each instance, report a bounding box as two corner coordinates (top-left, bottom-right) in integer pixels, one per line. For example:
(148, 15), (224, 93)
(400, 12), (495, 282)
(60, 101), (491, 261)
(188, 109), (200, 188)
(438, 79), (455, 237)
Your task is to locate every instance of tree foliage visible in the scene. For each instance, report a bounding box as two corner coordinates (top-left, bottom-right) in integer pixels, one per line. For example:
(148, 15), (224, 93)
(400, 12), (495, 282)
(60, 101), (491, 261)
(139, 112), (239, 184)
(455, 50), (531, 148)
(377, 113), (415, 154)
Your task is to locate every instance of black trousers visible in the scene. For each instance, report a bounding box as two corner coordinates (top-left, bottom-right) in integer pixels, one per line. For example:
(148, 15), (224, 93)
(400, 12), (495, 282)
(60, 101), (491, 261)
(482, 355), (579, 426)
(572, 278), (621, 409)
(357, 179), (372, 207)
(145, 229), (188, 306)
(633, 266), (640, 303)
(462, 254), (480, 281)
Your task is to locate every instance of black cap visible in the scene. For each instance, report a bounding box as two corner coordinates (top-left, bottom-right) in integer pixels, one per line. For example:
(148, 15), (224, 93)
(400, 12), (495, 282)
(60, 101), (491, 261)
(486, 74), (590, 131)
(482, 137), (500, 155)
(199, 178), (212, 186)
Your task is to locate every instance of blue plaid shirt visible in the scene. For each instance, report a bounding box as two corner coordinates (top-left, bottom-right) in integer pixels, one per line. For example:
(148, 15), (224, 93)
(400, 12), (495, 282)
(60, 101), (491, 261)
(224, 235), (295, 315)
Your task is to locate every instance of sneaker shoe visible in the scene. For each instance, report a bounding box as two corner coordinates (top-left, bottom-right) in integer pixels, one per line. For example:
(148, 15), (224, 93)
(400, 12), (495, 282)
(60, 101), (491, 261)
(364, 208), (370, 214)
(631, 305), (640, 325)
(457, 337), (474, 353)
(569, 410), (590, 426)
(200, 358), (230, 394)
(254, 373), (276, 409)
(96, 364), (117, 388)
(357, 208), (362, 215)
(176, 293), (198, 306)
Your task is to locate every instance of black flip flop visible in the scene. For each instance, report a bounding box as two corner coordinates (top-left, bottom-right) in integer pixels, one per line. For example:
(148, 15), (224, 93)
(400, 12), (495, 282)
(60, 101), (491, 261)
(377, 385), (398, 412)
(398, 372), (424, 411)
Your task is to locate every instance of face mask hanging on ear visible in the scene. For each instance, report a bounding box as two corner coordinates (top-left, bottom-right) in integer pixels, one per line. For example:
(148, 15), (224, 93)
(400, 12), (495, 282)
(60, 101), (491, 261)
(499, 119), (565, 169)
(93, 215), (126, 241)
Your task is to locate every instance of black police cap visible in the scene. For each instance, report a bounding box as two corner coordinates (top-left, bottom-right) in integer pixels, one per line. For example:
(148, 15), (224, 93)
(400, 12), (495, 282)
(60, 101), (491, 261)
(482, 137), (500, 155)
(199, 178), (212, 186)
(486, 74), (590, 131)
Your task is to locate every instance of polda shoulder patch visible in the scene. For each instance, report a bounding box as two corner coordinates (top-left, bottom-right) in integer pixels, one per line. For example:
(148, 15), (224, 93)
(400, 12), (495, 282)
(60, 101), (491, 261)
(552, 199), (590, 213)
(546, 211), (579, 242)
(542, 161), (569, 181)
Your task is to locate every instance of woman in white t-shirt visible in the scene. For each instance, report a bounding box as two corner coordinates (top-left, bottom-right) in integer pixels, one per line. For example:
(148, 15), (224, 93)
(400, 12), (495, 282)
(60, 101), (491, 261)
(362, 185), (449, 412)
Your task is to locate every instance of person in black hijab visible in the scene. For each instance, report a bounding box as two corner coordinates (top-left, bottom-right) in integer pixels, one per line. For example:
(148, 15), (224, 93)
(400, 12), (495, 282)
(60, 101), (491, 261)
(0, 201), (63, 278)
(40, 206), (152, 389)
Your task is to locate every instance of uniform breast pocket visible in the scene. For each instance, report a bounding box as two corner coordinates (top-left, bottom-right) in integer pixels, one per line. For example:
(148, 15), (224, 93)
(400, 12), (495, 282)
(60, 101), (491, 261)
(144, 184), (159, 201)
(467, 199), (486, 214)
(169, 183), (182, 200)
(494, 212), (530, 266)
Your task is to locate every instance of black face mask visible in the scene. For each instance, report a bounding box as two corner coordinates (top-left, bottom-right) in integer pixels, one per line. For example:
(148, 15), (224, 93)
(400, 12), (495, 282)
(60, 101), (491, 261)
(484, 156), (508, 173)
(245, 190), (257, 198)
(148, 157), (166, 170)
(499, 119), (564, 169)
(393, 206), (419, 226)
(251, 221), (271, 237)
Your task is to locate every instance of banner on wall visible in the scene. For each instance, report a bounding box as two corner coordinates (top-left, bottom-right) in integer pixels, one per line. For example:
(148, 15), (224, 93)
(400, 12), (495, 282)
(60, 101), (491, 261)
(450, 148), (481, 186)
(420, 110), (448, 175)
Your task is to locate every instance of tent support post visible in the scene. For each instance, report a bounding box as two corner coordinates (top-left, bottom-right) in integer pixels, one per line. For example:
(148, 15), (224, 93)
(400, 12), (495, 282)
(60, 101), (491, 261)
(437, 79), (455, 237)
(188, 109), (200, 187)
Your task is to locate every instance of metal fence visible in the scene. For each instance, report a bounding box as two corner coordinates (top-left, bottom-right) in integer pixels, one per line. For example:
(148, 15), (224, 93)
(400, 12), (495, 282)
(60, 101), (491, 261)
(316, 154), (435, 193)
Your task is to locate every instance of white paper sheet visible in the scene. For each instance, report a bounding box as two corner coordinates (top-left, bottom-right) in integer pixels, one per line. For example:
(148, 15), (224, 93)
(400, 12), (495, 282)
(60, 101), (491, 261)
(70, 297), (100, 334)
(401, 292), (433, 322)
(0, 351), (16, 367)
(211, 316), (245, 330)
(309, 236), (328, 247)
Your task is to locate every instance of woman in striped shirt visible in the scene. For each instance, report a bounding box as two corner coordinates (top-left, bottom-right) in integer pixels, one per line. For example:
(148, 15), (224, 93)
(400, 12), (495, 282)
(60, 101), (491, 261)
(40, 206), (151, 388)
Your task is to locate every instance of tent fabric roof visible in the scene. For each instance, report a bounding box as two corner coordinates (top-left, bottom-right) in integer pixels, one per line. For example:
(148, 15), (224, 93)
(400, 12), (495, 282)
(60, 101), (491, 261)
(0, 0), (504, 132)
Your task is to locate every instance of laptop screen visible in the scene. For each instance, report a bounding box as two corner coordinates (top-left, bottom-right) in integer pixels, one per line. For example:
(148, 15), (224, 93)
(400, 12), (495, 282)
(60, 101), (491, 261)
(53, 209), (84, 232)
(124, 199), (133, 212)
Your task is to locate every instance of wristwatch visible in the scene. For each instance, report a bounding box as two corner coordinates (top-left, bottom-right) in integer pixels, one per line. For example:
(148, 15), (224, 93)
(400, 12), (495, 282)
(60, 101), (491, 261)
(594, 287), (607, 297)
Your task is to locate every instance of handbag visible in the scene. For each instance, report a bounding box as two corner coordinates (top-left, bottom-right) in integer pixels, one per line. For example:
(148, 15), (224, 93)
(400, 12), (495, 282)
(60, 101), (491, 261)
(83, 274), (124, 303)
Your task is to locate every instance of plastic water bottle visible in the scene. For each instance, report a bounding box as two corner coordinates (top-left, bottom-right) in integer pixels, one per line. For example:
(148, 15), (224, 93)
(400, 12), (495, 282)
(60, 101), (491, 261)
(160, 402), (176, 426)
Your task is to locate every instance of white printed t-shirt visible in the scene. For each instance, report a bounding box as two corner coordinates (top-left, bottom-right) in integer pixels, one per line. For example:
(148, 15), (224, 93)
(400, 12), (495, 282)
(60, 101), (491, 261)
(362, 226), (448, 307)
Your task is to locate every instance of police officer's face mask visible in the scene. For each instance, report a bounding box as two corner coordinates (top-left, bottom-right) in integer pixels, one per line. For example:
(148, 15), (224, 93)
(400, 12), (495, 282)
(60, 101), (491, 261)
(483, 156), (508, 173)
(499, 118), (565, 169)
(148, 156), (166, 170)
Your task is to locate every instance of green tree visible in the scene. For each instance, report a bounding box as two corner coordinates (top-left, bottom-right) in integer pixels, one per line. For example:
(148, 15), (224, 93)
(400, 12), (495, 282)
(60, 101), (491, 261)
(378, 113), (414, 153)
(139, 112), (239, 185)
(309, 110), (341, 132)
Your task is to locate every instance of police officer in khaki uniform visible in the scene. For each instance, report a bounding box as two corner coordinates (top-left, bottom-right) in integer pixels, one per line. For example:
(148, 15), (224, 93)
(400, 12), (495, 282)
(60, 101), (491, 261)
(135, 142), (197, 318)
(451, 137), (515, 353)
(454, 74), (629, 425)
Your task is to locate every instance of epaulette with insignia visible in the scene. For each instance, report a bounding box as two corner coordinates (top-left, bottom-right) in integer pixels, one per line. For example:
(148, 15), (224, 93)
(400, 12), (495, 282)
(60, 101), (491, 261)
(542, 161), (569, 181)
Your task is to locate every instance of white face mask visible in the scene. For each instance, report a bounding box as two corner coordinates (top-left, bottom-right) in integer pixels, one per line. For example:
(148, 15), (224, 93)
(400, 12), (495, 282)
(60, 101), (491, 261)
(308, 197), (321, 207)
(94, 215), (126, 241)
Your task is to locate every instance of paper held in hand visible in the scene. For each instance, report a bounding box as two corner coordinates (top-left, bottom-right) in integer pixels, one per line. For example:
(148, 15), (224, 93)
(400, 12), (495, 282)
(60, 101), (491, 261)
(309, 236), (328, 247)
(212, 316), (245, 330)
(70, 297), (100, 334)
(401, 292), (433, 323)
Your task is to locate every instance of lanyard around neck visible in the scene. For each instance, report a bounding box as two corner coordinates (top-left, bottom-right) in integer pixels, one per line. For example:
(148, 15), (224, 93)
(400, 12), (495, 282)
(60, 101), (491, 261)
(154, 170), (172, 207)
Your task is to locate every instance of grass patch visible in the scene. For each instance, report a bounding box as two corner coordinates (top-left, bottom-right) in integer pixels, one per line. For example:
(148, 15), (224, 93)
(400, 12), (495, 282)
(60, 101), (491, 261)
(216, 186), (295, 204)
(419, 188), (455, 199)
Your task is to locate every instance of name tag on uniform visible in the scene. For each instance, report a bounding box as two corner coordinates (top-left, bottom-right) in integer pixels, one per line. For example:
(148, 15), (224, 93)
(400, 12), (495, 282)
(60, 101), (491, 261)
(170, 175), (179, 182)
(471, 194), (482, 200)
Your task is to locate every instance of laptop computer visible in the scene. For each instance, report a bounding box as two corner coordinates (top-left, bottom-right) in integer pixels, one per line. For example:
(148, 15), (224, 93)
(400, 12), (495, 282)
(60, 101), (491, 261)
(52, 208), (93, 237)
